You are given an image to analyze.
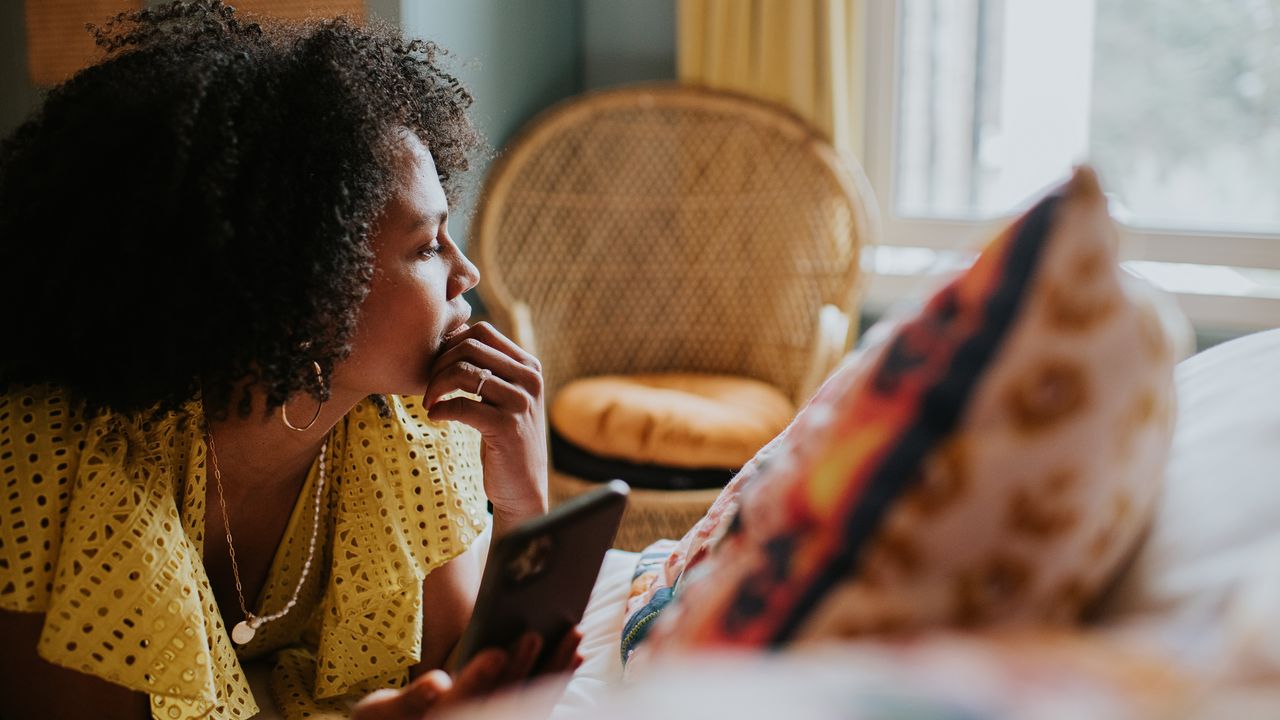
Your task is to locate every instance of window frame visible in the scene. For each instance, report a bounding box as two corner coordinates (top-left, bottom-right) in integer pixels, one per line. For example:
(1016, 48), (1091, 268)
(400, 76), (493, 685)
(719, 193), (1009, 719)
(860, 1), (1280, 333)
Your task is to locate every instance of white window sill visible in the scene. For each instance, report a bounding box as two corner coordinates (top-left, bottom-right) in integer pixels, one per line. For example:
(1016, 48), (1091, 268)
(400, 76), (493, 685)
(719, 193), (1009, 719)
(860, 245), (1280, 335)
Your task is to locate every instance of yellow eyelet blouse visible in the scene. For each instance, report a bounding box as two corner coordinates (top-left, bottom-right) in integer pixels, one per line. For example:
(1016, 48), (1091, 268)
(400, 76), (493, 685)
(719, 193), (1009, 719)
(0, 385), (489, 719)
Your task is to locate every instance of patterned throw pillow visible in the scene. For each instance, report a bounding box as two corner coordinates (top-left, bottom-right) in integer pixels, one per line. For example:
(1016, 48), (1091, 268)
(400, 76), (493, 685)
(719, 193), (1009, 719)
(621, 167), (1181, 668)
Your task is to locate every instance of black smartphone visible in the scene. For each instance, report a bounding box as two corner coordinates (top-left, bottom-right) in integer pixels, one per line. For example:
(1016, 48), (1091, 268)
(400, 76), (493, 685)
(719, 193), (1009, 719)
(454, 480), (630, 675)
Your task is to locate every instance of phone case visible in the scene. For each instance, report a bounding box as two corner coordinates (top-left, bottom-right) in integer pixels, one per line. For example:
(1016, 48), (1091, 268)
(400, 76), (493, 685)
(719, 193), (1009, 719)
(455, 480), (630, 673)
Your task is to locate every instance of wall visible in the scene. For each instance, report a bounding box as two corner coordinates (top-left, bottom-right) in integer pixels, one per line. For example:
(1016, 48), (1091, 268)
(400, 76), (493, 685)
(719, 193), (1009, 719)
(395, 0), (673, 315)
(397, 0), (583, 254)
(0, 0), (676, 271)
(0, 0), (677, 204)
(0, 2), (41, 139)
(581, 0), (675, 90)
(396, 0), (675, 251)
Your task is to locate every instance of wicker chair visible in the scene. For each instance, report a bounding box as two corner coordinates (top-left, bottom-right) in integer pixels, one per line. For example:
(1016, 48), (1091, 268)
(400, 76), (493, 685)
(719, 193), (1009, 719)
(471, 84), (879, 550)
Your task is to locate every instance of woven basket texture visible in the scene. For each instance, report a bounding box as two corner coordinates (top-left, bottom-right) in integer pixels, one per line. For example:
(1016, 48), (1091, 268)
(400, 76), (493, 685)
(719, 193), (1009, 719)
(473, 85), (878, 547)
(550, 470), (724, 553)
(475, 84), (875, 405)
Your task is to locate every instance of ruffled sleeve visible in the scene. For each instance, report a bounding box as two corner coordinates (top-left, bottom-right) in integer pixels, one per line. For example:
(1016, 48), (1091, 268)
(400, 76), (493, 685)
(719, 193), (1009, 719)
(308, 394), (489, 700)
(0, 384), (260, 720)
(1, 388), (491, 718)
(0, 385), (84, 612)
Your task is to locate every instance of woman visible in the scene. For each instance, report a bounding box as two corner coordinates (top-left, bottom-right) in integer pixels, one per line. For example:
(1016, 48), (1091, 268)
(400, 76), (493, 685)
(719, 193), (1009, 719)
(0, 2), (576, 718)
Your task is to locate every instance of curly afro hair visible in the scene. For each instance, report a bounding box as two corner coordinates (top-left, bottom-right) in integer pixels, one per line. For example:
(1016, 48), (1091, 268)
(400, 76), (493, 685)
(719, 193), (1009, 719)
(0, 0), (481, 420)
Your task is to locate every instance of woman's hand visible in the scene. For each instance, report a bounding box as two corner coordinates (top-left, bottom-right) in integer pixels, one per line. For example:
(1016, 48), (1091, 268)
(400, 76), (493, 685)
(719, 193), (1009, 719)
(350, 629), (584, 720)
(425, 322), (548, 527)
(351, 646), (509, 720)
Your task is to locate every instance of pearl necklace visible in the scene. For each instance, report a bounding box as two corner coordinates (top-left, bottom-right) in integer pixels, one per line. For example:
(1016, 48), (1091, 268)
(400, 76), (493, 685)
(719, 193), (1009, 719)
(205, 430), (329, 646)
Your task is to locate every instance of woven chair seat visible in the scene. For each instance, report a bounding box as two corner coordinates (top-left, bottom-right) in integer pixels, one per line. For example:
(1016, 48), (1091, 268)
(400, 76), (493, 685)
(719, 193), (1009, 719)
(472, 84), (879, 550)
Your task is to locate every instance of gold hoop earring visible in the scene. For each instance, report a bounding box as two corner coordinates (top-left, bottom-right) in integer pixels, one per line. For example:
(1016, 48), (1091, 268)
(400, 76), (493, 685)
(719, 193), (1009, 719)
(281, 361), (324, 432)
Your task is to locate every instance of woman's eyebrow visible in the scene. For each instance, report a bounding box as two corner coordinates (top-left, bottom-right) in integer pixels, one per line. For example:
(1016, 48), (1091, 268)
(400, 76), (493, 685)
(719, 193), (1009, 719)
(409, 209), (448, 232)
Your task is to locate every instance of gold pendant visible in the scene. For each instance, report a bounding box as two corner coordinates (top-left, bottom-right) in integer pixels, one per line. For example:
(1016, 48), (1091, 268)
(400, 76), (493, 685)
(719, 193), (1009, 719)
(232, 620), (256, 645)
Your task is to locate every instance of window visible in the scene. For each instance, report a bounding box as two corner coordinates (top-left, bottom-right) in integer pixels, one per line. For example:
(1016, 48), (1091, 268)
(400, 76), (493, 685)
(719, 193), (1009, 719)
(862, 0), (1280, 333)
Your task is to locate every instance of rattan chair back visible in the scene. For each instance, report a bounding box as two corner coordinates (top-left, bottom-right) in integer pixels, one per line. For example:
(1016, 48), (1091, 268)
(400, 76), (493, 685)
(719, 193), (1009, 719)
(472, 84), (878, 405)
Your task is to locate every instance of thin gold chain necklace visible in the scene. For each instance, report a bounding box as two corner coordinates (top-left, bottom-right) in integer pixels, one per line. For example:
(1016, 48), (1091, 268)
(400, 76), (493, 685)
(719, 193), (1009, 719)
(205, 429), (329, 645)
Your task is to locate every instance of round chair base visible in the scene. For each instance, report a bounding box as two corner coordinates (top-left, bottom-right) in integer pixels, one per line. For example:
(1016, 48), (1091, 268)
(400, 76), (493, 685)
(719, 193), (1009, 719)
(549, 469), (722, 552)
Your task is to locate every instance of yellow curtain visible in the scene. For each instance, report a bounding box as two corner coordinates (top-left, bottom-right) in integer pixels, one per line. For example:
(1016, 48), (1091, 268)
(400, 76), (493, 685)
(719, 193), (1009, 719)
(677, 0), (865, 160)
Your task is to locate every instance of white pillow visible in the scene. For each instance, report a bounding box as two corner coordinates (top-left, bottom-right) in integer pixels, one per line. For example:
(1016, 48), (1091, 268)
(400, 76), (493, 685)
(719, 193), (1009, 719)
(552, 549), (635, 715)
(443, 635), (1188, 720)
(1096, 329), (1280, 680)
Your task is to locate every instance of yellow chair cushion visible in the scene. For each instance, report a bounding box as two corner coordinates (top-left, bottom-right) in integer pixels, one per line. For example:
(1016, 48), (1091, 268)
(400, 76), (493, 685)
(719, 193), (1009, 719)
(549, 373), (795, 470)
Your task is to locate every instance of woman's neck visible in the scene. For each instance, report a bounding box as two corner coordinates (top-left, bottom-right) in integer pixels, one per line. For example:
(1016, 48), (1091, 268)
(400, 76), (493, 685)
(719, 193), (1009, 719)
(204, 383), (367, 493)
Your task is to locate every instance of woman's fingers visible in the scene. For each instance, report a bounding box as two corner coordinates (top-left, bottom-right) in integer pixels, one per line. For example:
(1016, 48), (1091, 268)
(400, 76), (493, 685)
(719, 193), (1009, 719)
(431, 331), (538, 386)
(439, 321), (540, 374)
(350, 689), (400, 720)
(497, 632), (543, 687)
(424, 359), (530, 413)
(351, 635), (577, 720)
(350, 634), (574, 720)
(438, 647), (508, 707)
(424, 325), (545, 436)
(428, 338), (540, 404)
(350, 670), (452, 720)
(399, 671), (452, 714)
(424, 393), (510, 433)
(545, 628), (584, 675)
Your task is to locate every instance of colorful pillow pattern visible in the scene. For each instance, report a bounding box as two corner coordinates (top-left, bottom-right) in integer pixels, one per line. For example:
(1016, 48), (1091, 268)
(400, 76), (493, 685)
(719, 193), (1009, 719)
(621, 167), (1180, 668)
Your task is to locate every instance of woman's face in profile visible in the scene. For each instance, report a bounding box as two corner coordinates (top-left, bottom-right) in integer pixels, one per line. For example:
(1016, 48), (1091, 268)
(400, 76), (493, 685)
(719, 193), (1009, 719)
(331, 132), (480, 398)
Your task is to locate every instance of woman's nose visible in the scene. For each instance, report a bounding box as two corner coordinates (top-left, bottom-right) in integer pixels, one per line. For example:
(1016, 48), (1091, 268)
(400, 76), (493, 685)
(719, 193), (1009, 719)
(449, 249), (481, 298)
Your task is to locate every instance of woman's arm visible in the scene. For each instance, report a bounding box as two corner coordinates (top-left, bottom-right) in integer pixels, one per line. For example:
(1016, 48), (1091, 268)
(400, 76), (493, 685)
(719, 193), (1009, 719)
(412, 522), (490, 675)
(0, 609), (151, 719)
(414, 319), (551, 675)
(358, 528), (580, 720)
(348, 321), (582, 718)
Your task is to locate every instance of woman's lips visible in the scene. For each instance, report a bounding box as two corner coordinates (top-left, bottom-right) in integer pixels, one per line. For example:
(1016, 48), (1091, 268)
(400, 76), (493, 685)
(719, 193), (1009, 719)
(440, 319), (470, 347)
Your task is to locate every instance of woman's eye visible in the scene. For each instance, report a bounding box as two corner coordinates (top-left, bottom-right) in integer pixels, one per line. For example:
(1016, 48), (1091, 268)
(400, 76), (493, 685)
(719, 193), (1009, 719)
(418, 242), (442, 259)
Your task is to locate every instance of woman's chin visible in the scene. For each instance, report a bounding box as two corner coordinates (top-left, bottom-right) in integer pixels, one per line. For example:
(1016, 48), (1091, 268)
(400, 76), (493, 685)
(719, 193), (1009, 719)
(358, 379), (430, 401)
(400, 382), (432, 400)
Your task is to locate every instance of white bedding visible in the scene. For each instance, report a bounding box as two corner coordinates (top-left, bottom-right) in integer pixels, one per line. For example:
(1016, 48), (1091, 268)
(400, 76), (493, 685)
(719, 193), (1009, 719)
(551, 549), (639, 716)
